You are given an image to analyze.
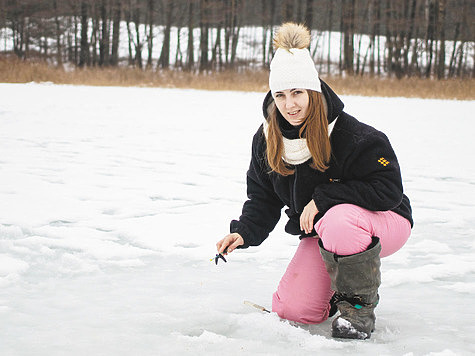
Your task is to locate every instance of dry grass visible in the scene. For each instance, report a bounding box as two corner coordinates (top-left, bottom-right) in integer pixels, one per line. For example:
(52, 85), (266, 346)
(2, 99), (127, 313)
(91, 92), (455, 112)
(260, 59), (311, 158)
(1, 56), (473, 100)
(324, 76), (475, 101)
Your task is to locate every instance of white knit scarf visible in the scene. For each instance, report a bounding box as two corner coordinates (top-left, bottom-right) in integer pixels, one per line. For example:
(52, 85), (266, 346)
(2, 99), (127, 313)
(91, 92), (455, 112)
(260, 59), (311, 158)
(263, 118), (336, 165)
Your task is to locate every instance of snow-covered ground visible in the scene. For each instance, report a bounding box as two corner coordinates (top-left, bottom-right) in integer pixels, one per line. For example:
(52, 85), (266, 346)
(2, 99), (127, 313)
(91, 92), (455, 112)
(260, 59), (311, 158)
(0, 83), (474, 355)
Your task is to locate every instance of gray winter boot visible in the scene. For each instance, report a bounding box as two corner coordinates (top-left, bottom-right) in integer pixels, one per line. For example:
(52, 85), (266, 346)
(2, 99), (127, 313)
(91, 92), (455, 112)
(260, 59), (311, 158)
(319, 237), (381, 340)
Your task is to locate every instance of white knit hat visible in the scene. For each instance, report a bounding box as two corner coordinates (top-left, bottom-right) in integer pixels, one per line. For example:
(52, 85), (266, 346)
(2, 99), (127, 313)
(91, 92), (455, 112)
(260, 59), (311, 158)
(269, 23), (321, 94)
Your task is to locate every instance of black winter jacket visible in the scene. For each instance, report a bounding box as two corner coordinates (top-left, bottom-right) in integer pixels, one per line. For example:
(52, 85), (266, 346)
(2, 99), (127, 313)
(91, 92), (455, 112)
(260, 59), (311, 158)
(230, 81), (413, 248)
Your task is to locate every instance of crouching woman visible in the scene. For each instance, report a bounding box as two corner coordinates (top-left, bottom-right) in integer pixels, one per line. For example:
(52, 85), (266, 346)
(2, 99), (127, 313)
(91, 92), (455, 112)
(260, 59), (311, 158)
(216, 23), (413, 340)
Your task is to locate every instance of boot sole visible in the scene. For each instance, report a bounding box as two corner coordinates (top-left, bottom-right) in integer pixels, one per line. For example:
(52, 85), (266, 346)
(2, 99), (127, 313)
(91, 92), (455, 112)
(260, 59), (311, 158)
(332, 329), (370, 340)
(332, 318), (372, 340)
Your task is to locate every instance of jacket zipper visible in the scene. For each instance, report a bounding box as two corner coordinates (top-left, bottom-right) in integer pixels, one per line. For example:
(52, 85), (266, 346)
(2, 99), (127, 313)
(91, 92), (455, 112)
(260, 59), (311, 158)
(293, 167), (300, 213)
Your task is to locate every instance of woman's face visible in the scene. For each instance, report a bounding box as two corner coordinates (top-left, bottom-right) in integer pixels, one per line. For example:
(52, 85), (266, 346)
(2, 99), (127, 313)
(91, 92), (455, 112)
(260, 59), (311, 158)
(274, 88), (309, 126)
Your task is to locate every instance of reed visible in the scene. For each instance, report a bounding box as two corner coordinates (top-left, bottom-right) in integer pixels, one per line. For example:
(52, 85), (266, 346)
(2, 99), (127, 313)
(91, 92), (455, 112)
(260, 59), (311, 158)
(1, 57), (473, 100)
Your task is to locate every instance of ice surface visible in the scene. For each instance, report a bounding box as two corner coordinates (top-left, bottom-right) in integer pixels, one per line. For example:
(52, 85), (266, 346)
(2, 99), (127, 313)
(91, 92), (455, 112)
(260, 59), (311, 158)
(0, 83), (474, 355)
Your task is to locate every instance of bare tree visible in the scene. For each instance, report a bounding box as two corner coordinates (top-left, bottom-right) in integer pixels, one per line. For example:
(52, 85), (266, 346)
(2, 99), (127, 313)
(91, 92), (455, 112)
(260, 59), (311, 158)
(68, 0), (80, 64)
(124, 0), (144, 68)
(186, 0), (195, 70)
(132, 2), (143, 68)
(78, 1), (89, 67)
(52, 0), (63, 67)
(110, 0), (121, 66)
(90, 1), (101, 66)
(281, 0), (293, 23)
(424, 0), (436, 77)
(436, 0), (446, 79)
(99, 0), (110, 66)
(260, 0), (270, 66)
(326, 0), (334, 74)
(0, 0), (6, 52)
(6, 0), (27, 59)
(199, 0), (209, 71)
(456, 0), (471, 78)
(210, 0), (224, 70)
(341, 0), (355, 74)
(145, 0), (154, 68)
(158, 0), (174, 69)
(305, 0), (314, 29)
(403, 0), (417, 76)
(223, 0), (241, 68)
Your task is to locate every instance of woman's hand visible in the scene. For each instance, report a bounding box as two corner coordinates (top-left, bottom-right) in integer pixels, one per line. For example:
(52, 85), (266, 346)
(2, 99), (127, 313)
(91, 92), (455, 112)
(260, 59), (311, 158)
(300, 199), (319, 234)
(216, 233), (244, 254)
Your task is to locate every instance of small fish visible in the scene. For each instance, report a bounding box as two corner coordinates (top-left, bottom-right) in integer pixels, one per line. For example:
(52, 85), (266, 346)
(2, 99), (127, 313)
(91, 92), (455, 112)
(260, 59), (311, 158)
(212, 253), (227, 265)
(210, 247), (228, 265)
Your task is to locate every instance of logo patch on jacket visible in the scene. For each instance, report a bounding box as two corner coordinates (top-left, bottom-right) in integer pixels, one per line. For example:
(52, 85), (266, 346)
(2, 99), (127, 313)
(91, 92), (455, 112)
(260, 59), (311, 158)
(378, 157), (390, 166)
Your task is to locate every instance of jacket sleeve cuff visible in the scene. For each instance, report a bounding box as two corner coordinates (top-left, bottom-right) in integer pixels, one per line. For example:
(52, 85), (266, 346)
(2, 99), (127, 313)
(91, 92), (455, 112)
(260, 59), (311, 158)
(230, 220), (251, 249)
(312, 189), (332, 214)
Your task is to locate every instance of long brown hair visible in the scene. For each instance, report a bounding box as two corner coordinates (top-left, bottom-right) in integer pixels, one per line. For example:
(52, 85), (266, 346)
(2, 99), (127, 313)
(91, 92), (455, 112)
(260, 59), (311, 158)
(265, 90), (331, 176)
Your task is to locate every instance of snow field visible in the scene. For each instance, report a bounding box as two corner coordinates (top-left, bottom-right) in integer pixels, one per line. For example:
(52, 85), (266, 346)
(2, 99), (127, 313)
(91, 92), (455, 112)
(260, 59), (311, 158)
(0, 83), (474, 355)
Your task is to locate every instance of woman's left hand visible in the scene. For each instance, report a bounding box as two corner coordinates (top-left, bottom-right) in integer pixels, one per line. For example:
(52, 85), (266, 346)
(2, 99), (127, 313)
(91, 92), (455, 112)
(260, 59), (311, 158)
(300, 199), (319, 234)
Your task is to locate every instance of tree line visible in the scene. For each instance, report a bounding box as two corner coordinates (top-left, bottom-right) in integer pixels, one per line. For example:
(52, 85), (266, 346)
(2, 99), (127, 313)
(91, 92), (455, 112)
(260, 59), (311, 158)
(1, 0), (474, 79)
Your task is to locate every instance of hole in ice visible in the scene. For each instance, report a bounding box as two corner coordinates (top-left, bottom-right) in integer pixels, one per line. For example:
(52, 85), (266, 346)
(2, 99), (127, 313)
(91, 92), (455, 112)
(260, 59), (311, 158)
(174, 243), (200, 249)
(49, 220), (73, 226)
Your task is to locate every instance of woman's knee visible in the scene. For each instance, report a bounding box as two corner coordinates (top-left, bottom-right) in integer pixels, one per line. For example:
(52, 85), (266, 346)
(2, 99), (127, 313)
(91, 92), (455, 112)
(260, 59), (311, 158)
(272, 291), (330, 324)
(315, 204), (373, 255)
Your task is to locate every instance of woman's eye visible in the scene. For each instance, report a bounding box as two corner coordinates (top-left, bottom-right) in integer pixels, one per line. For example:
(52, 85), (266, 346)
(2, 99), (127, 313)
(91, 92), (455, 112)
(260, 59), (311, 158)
(293, 90), (303, 95)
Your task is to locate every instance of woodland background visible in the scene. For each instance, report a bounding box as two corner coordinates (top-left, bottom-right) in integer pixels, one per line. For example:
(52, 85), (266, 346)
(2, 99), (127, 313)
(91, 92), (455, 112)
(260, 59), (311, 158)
(1, 0), (474, 80)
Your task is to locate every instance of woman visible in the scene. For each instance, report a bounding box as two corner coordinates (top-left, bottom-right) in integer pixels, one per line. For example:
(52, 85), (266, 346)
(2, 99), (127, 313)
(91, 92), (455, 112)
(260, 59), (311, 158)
(216, 23), (413, 340)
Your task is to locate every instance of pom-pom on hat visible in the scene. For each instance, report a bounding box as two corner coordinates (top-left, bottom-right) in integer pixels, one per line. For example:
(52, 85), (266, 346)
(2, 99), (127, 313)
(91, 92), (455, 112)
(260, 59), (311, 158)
(269, 23), (321, 95)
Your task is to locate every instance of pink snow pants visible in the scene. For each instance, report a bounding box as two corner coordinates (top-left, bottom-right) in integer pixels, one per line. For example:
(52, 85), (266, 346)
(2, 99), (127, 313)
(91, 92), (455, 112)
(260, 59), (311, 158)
(272, 204), (411, 324)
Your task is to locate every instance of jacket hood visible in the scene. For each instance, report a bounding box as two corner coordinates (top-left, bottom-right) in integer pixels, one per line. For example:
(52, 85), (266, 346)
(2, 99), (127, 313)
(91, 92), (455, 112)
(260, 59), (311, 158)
(261, 79), (344, 126)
